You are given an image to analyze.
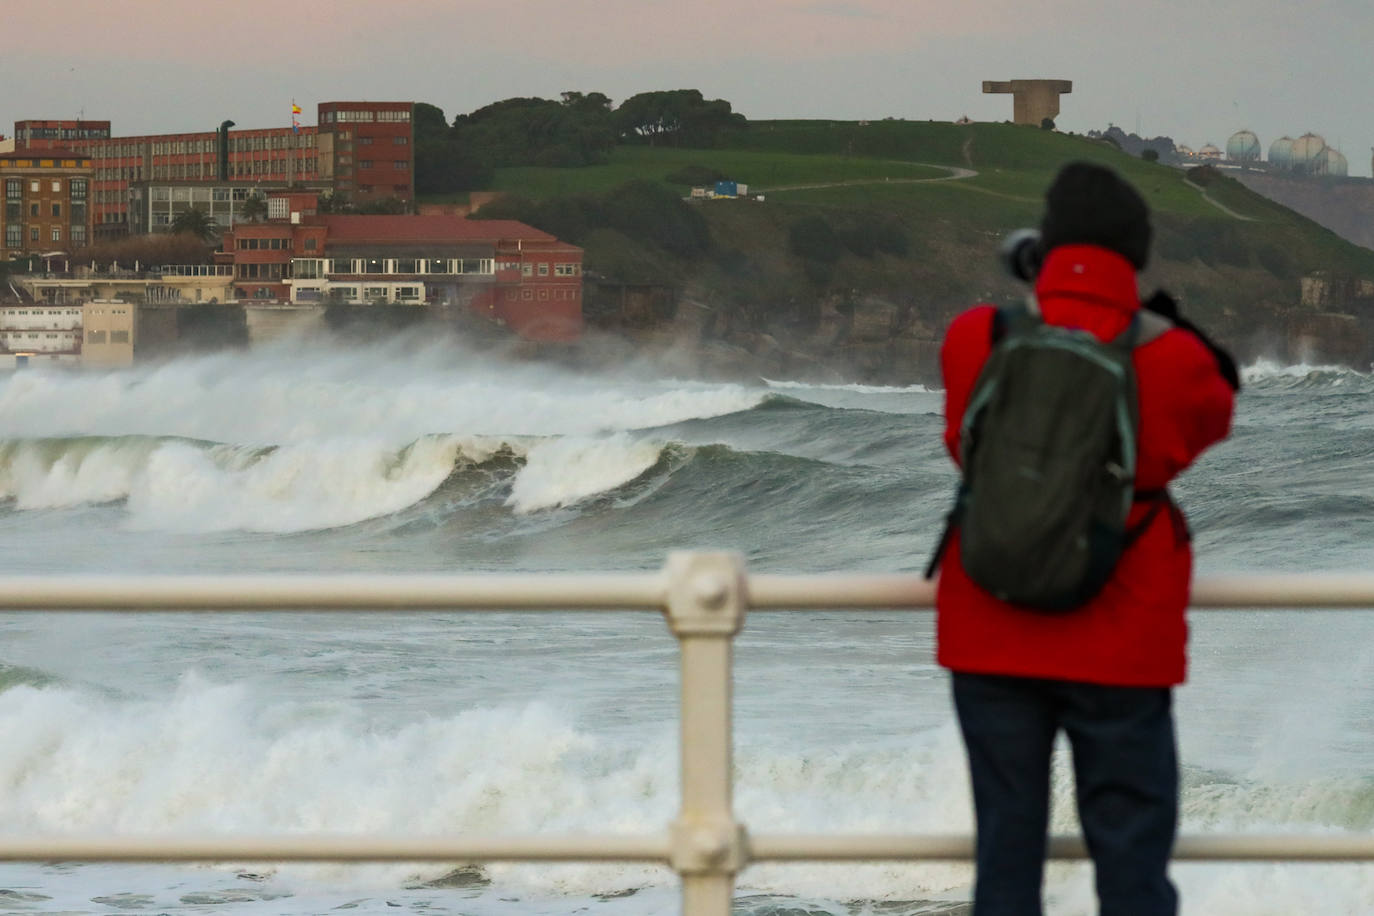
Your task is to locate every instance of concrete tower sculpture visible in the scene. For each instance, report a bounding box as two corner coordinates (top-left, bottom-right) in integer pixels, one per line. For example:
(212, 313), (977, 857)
(982, 80), (1073, 126)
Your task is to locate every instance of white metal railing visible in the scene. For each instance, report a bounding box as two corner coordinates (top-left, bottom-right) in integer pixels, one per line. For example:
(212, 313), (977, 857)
(2, 554), (1373, 915)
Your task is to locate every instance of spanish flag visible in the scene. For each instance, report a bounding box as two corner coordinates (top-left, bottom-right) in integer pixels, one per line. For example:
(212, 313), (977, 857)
(291, 102), (302, 115)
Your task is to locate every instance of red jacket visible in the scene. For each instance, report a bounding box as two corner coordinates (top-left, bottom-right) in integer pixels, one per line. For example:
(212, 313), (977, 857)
(935, 244), (1235, 686)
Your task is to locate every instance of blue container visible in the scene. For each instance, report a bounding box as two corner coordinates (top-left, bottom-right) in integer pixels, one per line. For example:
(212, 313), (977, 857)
(713, 180), (737, 198)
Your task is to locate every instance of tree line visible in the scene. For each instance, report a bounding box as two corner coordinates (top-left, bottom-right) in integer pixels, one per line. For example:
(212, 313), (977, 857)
(415, 90), (746, 195)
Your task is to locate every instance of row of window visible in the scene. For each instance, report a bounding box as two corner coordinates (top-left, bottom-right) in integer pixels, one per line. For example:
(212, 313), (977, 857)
(5, 178), (87, 197)
(236, 237), (295, 251)
(518, 262), (582, 277)
(237, 263), (286, 279)
(86, 330), (131, 343)
(291, 257), (494, 279)
(293, 285), (424, 303)
(503, 287), (581, 301)
(1, 309), (83, 317)
(353, 160), (411, 170)
(357, 137), (409, 146)
(322, 110), (411, 123)
(93, 157), (320, 182)
(19, 126), (110, 141)
(4, 225), (84, 245)
(2, 201), (87, 223)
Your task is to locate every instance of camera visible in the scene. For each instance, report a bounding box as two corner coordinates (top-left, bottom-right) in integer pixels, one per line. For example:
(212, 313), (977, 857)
(1000, 228), (1043, 282)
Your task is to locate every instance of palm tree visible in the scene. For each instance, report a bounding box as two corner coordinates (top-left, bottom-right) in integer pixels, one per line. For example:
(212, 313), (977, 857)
(239, 193), (269, 223)
(170, 206), (219, 241)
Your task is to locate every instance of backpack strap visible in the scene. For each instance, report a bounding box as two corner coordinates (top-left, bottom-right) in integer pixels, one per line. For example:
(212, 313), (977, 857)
(990, 300), (1038, 345)
(1125, 489), (1192, 547)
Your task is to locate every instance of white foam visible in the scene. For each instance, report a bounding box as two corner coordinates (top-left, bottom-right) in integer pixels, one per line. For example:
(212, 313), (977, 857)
(1242, 357), (1369, 384)
(0, 437), (156, 508)
(0, 340), (768, 447)
(506, 435), (664, 514)
(0, 675), (1370, 908)
(763, 378), (933, 394)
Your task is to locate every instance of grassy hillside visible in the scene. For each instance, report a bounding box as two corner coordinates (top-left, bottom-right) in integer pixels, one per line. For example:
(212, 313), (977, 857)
(427, 120), (1374, 379)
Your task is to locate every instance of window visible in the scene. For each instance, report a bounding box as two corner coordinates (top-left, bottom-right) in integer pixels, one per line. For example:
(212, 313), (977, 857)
(5, 225), (19, 247)
(393, 160), (409, 170)
(554, 263), (579, 277)
(359, 137), (373, 145)
(393, 136), (409, 145)
(304, 238), (317, 251)
(52, 180), (61, 193)
(111, 330), (130, 343)
(52, 203), (62, 218)
(71, 226), (86, 245)
(30, 203), (39, 217)
(70, 179), (87, 200)
(30, 227), (39, 241)
(4, 179), (19, 200)
(86, 330), (106, 343)
(538, 263), (549, 277)
(359, 160), (373, 169)
(51, 227), (61, 242)
(521, 263), (532, 277)
(29, 180), (39, 192)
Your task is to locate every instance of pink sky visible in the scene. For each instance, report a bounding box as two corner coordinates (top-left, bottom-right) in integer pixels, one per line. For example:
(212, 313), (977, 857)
(5, 0), (1371, 176)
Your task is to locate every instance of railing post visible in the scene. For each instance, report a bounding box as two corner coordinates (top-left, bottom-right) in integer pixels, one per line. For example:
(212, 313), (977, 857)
(663, 552), (750, 916)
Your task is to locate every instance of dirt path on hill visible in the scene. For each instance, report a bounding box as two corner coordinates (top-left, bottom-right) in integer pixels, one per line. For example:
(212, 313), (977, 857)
(1185, 179), (1259, 221)
(758, 164), (977, 193)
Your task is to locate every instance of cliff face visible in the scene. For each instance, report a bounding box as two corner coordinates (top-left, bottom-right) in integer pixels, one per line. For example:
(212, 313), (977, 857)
(1232, 172), (1374, 252)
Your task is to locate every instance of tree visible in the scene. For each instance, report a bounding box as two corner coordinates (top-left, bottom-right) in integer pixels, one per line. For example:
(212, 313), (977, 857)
(170, 206), (218, 241)
(239, 193), (268, 223)
(1141, 148), (1160, 162)
(614, 90), (745, 148)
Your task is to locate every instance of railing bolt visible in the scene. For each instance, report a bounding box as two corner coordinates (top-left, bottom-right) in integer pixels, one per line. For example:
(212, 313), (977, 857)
(694, 573), (728, 610)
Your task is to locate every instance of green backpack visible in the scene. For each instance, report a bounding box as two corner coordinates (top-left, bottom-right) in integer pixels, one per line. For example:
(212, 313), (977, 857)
(925, 302), (1170, 611)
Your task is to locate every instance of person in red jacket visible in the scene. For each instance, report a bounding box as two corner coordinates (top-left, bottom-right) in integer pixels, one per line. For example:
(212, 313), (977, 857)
(935, 162), (1236, 915)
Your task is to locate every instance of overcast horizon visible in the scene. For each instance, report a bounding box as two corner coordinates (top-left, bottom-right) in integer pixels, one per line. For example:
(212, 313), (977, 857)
(4, 0), (1371, 177)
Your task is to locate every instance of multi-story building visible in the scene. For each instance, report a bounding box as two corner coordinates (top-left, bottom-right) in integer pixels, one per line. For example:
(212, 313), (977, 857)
(316, 101), (415, 208)
(0, 299), (135, 369)
(218, 201), (584, 341)
(0, 148), (95, 257)
(127, 179), (330, 233)
(13, 102), (413, 236)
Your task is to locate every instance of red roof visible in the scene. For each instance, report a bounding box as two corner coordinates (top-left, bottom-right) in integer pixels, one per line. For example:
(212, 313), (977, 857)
(316, 214), (560, 245)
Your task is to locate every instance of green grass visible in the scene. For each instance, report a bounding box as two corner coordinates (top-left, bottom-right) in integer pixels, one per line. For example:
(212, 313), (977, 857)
(419, 119), (1374, 348)
(487, 146), (947, 199)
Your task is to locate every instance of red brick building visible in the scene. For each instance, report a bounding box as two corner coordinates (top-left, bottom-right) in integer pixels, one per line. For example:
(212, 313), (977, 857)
(218, 202), (583, 342)
(13, 102), (413, 236)
(317, 102), (414, 208)
(0, 148), (95, 256)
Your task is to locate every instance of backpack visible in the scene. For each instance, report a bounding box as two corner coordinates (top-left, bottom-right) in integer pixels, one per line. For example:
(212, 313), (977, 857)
(925, 301), (1171, 611)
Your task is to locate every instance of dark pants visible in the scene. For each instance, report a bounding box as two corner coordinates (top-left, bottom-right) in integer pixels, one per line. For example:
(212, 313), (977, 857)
(951, 672), (1179, 916)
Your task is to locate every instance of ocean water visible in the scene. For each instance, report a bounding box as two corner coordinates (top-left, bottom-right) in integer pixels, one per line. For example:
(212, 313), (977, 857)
(0, 333), (1371, 915)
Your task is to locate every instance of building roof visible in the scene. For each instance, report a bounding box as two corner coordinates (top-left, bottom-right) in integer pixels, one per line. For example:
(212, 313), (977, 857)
(316, 215), (562, 245)
(1, 146), (89, 159)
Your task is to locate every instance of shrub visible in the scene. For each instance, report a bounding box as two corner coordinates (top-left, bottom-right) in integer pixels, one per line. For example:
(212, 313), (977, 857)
(788, 215), (841, 263)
